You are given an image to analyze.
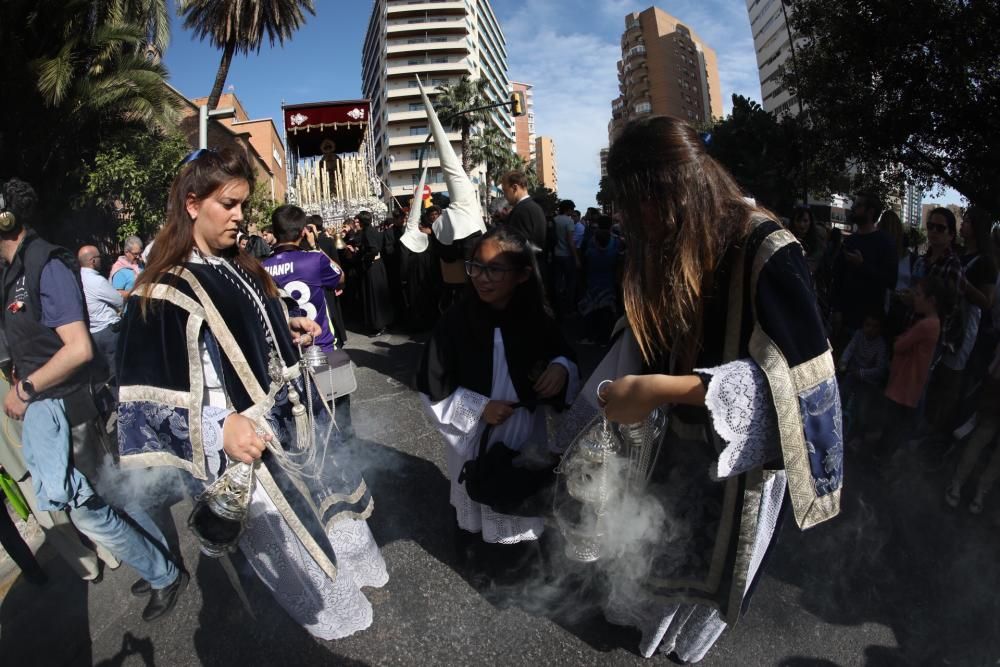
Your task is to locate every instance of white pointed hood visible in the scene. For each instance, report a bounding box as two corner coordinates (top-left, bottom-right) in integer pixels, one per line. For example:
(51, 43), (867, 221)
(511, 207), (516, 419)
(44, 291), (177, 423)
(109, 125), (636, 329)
(400, 167), (430, 253)
(416, 76), (486, 245)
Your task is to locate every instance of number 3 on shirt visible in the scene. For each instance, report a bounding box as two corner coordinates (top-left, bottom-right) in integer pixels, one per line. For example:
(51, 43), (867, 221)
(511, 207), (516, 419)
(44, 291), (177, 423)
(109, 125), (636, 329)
(284, 280), (317, 321)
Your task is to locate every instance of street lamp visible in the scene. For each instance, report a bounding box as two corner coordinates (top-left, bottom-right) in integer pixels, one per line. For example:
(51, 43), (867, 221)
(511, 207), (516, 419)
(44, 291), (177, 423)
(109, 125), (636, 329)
(198, 105), (237, 150)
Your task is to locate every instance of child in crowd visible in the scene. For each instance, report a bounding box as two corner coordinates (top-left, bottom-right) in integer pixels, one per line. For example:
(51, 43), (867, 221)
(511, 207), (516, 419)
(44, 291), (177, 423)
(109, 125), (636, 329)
(881, 277), (949, 455)
(416, 228), (578, 575)
(945, 340), (1000, 513)
(839, 311), (889, 445)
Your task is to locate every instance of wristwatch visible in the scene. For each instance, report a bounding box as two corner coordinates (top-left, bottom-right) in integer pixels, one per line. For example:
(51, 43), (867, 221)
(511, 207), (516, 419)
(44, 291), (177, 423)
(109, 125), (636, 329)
(20, 378), (38, 401)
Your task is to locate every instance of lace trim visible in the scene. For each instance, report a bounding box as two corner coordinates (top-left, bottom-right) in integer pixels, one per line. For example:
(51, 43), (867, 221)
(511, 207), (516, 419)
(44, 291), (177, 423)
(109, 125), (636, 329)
(696, 359), (780, 480)
(450, 388), (489, 433)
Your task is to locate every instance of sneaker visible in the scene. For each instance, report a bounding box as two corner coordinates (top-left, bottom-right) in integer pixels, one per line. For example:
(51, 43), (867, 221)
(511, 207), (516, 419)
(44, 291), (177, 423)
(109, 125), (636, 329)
(945, 483), (961, 508)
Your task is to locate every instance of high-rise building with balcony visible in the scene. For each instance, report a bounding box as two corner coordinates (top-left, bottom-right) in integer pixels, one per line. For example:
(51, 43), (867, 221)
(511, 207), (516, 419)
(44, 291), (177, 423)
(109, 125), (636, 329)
(362, 0), (512, 202)
(511, 81), (535, 165)
(535, 136), (558, 192)
(608, 7), (723, 142)
(747, 0), (799, 116)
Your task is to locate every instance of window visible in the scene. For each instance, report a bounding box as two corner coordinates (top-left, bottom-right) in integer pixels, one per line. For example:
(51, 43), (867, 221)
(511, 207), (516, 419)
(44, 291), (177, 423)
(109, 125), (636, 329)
(409, 125), (428, 136)
(430, 56), (448, 64)
(407, 58), (425, 65)
(408, 102), (423, 111)
(272, 147), (283, 169)
(634, 101), (651, 114)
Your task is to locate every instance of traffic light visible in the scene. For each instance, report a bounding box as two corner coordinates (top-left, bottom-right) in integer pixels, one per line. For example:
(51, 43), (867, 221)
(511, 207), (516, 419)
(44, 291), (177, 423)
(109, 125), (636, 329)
(510, 90), (526, 117)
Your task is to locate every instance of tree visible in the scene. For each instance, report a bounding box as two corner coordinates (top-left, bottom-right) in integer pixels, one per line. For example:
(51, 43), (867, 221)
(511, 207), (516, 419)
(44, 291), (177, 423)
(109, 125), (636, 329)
(433, 76), (493, 174)
(785, 0), (1000, 215)
(79, 130), (190, 241)
(0, 0), (176, 235)
(178, 0), (315, 110)
(466, 124), (517, 186)
(595, 175), (612, 214)
(529, 186), (559, 217)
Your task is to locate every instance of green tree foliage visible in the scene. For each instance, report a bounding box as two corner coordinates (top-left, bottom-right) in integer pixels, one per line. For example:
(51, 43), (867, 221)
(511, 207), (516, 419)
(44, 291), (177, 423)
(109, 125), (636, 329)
(786, 0), (1000, 214)
(595, 175), (612, 214)
(0, 0), (176, 234)
(700, 95), (801, 215)
(432, 76), (494, 175)
(244, 180), (280, 231)
(80, 131), (190, 241)
(178, 0), (315, 110)
(529, 186), (559, 217)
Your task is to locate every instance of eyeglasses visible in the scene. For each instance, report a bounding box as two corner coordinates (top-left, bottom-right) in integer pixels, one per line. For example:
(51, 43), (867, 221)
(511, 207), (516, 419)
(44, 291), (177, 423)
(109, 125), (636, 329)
(177, 148), (218, 169)
(464, 261), (518, 281)
(927, 222), (949, 233)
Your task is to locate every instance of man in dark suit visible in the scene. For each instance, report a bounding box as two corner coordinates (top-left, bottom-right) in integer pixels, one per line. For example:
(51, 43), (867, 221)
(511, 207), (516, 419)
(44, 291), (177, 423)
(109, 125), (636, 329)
(500, 170), (547, 252)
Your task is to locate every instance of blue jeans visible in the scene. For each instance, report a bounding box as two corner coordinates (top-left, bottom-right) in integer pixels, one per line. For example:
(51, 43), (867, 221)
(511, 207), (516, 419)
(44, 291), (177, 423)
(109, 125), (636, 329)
(22, 398), (178, 589)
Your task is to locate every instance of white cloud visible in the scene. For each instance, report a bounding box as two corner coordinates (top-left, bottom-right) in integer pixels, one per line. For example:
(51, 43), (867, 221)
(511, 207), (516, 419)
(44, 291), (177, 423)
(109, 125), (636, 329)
(503, 7), (620, 207)
(497, 0), (764, 207)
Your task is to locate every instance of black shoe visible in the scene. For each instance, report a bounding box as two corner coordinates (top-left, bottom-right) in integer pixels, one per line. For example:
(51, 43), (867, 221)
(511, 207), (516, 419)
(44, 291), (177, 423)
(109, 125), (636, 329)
(141, 571), (188, 622)
(131, 578), (151, 596)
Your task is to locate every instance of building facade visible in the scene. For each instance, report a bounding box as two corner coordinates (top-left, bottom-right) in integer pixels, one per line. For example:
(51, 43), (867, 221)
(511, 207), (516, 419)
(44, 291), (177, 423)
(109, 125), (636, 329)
(600, 147), (609, 179)
(747, 0), (799, 116)
(609, 7), (723, 142)
(192, 93), (288, 202)
(362, 0), (512, 201)
(511, 81), (536, 164)
(535, 136), (557, 192)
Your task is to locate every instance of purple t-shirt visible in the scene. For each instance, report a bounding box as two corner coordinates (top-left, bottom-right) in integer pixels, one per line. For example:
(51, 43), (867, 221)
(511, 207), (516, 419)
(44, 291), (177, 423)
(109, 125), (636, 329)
(263, 248), (342, 351)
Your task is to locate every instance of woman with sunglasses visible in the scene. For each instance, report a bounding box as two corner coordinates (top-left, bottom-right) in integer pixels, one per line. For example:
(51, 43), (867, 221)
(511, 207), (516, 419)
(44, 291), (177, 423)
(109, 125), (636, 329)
(115, 147), (387, 640)
(417, 227), (578, 569)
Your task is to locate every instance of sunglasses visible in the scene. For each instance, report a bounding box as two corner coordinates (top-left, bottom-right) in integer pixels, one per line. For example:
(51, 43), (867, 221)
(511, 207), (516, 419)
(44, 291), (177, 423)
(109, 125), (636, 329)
(177, 147), (218, 169)
(927, 222), (949, 233)
(464, 260), (518, 282)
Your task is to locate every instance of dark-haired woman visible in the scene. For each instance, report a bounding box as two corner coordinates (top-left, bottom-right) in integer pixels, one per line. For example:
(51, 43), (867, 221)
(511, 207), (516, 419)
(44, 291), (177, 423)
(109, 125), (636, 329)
(417, 228), (579, 547)
(570, 116), (842, 662)
(116, 148), (387, 639)
(788, 205), (824, 274)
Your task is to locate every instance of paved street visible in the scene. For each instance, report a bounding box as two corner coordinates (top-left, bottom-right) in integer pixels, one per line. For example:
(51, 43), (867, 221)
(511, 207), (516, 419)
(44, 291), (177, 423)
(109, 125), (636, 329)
(1, 328), (998, 666)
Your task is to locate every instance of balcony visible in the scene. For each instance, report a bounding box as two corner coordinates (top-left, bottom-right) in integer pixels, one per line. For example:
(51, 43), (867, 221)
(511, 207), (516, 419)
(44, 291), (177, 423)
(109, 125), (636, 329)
(386, 60), (469, 79)
(387, 18), (469, 38)
(387, 40), (471, 56)
(388, 157), (442, 172)
(625, 44), (647, 60)
(387, 110), (428, 123)
(388, 131), (460, 147)
(387, 1), (467, 17)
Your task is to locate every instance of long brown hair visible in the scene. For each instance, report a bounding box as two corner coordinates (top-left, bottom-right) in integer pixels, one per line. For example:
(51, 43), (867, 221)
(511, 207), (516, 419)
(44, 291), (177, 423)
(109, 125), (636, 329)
(878, 209), (907, 259)
(607, 115), (775, 364)
(136, 147), (277, 313)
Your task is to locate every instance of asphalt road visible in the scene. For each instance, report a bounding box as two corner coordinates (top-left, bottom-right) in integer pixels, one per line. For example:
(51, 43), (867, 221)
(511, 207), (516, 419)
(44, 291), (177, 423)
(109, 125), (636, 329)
(1, 327), (998, 666)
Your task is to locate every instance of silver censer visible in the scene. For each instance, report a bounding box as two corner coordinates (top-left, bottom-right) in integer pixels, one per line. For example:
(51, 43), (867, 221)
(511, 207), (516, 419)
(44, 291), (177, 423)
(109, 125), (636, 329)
(554, 392), (666, 563)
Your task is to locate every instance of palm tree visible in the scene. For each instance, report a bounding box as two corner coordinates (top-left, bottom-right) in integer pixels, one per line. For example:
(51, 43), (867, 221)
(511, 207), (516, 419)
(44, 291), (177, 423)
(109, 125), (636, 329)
(433, 75), (493, 174)
(32, 0), (177, 127)
(178, 0), (315, 110)
(466, 124), (518, 186)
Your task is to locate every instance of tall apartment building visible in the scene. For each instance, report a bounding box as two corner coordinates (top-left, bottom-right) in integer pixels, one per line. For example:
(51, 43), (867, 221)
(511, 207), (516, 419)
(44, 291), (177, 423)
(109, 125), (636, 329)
(362, 0), (512, 201)
(747, 0), (799, 116)
(535, 136), (557, 192)
(511, 81), (535, 164)
(609, 7), (723, 142)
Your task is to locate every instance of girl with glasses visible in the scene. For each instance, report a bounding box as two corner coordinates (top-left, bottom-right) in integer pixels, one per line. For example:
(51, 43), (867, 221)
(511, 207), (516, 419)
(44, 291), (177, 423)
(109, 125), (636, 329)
(417, 227), (578, 573)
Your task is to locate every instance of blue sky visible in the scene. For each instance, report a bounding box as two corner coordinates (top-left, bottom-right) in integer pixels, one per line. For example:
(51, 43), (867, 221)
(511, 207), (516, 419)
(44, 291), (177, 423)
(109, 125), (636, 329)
(164, 0), (959, 208)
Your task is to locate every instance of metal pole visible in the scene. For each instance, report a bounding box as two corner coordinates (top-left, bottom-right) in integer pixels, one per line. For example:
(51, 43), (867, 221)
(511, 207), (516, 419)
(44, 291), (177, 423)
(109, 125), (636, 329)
(199, 104), (209, 150)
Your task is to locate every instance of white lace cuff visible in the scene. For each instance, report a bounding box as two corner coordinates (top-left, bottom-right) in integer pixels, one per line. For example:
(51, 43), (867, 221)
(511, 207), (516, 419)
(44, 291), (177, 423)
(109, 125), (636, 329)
(696, 359), (780, 480)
